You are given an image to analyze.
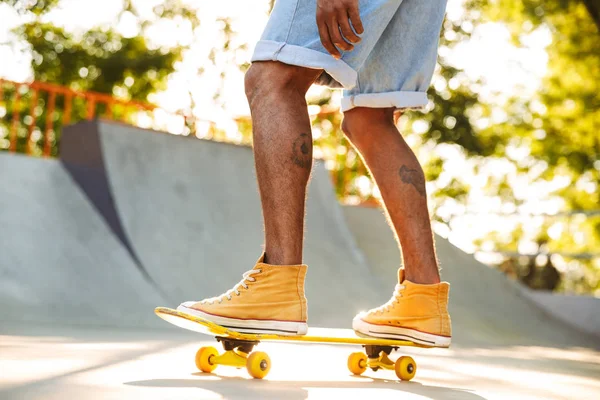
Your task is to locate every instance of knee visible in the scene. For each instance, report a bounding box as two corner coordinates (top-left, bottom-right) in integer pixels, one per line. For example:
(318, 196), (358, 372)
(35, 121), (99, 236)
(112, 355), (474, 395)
(244, 63), (268, 103)
(341, 107), (396, 145)
(244, 61), (316, 107)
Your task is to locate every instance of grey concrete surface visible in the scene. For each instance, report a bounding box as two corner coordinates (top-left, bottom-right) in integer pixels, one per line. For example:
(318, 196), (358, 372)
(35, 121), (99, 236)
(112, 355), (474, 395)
(520, 290), (600, 339)
(0, 121), (598, 399)
(0, 153), (165, 328)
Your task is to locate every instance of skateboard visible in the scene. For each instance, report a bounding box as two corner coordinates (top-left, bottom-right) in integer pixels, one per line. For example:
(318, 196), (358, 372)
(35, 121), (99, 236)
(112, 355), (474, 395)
(155, 307), (429, 380)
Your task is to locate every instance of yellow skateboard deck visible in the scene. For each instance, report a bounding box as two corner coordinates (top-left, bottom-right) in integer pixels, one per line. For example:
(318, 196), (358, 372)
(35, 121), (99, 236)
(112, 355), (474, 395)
(155, 307), (425, 381)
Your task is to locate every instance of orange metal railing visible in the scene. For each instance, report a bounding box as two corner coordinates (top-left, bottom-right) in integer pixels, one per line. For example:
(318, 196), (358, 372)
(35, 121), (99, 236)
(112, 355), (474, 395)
(0, 78), (193, 157)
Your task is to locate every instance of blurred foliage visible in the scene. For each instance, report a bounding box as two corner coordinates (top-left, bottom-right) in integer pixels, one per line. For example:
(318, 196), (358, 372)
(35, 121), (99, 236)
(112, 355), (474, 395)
(0, 0), (598, 294)
(3, 0), (61, 15)
(0, 0), (197, 154)
(472, 0), (600, 294)
(483, 0), (600, 175)
(20, 24), (179, 98)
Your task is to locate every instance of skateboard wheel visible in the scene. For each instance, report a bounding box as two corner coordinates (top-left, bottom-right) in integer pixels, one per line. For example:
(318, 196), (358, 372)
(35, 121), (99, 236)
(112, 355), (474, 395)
(246, 351), (271, 379)
(196, 346), (219, 373)
(347, 352), (367, 375)
(394, 356), (416, 381)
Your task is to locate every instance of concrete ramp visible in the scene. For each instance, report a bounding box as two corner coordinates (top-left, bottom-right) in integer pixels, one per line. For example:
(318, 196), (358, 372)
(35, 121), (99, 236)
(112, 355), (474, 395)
(0, 153), (165, 327)
(60, 121), (388, 328)
(342, 206), (599, 347)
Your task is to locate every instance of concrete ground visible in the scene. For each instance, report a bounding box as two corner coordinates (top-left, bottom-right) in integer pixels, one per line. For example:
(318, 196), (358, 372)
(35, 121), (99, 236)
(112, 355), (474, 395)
(1, 121), (598, 399)
(2, 323), (599, 400)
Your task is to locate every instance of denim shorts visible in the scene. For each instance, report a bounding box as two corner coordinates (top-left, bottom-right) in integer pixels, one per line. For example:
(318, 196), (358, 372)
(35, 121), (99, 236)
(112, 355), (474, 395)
(251, 0), (448, 112)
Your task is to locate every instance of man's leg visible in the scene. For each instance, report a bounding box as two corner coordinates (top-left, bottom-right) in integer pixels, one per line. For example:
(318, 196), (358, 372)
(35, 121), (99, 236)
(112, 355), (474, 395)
(245, 61), (322, 266)
(345, 107), (451, 347)
(176, 61), (320, 335)
(342, 107), (439, 284)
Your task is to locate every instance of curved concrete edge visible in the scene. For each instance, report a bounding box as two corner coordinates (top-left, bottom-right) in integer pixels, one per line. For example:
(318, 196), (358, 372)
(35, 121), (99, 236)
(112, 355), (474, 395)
(0, 152), (167, 328)
(518, 287), (600, 339)
(310, 160), (372, 274)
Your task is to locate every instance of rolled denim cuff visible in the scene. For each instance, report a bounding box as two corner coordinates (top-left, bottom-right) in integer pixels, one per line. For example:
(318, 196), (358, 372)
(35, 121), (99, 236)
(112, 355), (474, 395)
(341, 91), (428, 112)
(251, 40), (358, 90)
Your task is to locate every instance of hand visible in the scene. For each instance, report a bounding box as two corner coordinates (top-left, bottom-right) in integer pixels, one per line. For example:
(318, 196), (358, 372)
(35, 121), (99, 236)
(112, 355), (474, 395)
(316, 0), (364, 59)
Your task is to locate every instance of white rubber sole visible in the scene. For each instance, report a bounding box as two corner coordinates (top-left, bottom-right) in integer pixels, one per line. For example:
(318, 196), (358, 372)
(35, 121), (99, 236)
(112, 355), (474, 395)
(177, 303), (308, 336)
(352, 317), (451, 348)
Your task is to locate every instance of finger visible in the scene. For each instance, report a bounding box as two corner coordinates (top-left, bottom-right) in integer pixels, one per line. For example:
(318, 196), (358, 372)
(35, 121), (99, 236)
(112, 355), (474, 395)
(338, 11), (361, 44)
(328, 18), (354, 52)
(317, 16), (341, 58)
(348, 6), (364, 34)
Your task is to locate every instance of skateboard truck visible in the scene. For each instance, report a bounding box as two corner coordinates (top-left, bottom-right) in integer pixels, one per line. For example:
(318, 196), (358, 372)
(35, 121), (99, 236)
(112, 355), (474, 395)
(364, 345), (397, 371)
(346, 345), (417, 380)
(216, 336), (259, 353)
(196, 339), (417, 380)
(195, 337), (271, 379)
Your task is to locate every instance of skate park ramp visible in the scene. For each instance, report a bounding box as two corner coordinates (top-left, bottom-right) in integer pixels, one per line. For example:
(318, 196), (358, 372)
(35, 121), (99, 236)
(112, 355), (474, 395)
(59, 120), (388, 327)
(1, 120), (599, 400)
(0, 152), (166, 328)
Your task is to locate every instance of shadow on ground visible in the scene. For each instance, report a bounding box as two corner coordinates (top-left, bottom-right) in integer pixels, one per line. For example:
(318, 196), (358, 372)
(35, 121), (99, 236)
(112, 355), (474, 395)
(126, 373), (487, 400)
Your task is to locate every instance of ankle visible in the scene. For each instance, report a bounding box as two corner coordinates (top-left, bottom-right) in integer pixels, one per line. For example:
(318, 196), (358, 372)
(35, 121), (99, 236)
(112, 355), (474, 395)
(263, 251), (302, 266)
(404, 270), (441, 285)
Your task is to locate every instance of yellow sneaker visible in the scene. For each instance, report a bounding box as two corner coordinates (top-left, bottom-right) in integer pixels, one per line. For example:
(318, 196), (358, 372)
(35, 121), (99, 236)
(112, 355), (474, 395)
(353, 268), (452, 347)
(177, 254), (308, 336)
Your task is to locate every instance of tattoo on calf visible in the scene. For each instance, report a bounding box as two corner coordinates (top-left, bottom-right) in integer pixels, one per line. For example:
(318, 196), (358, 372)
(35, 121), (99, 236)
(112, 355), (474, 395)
(399, 165), (426, 198)
(292, 133), (312, 170)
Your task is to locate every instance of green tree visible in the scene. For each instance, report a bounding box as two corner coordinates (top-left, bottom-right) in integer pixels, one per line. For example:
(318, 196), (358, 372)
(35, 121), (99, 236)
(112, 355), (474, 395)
(1, 0), (199, 154)
(474, 0), (600, 293)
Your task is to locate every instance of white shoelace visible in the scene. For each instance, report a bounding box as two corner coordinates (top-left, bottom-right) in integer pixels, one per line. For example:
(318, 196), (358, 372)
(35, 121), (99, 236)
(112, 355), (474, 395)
(369, 284), (406, 314)
(201, 269), (262, 305)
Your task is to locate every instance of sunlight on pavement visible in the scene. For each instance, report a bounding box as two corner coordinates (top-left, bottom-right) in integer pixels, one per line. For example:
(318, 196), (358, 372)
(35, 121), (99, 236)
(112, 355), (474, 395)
(0, 334), (172, 391)
(0, 357), (88, 389)
(5, 336), (590, 400)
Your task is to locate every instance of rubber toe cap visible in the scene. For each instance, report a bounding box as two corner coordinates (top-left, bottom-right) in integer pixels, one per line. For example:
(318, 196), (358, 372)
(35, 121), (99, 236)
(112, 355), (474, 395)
(352, 313), (365, 329)
(177, 301), (197, 311)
